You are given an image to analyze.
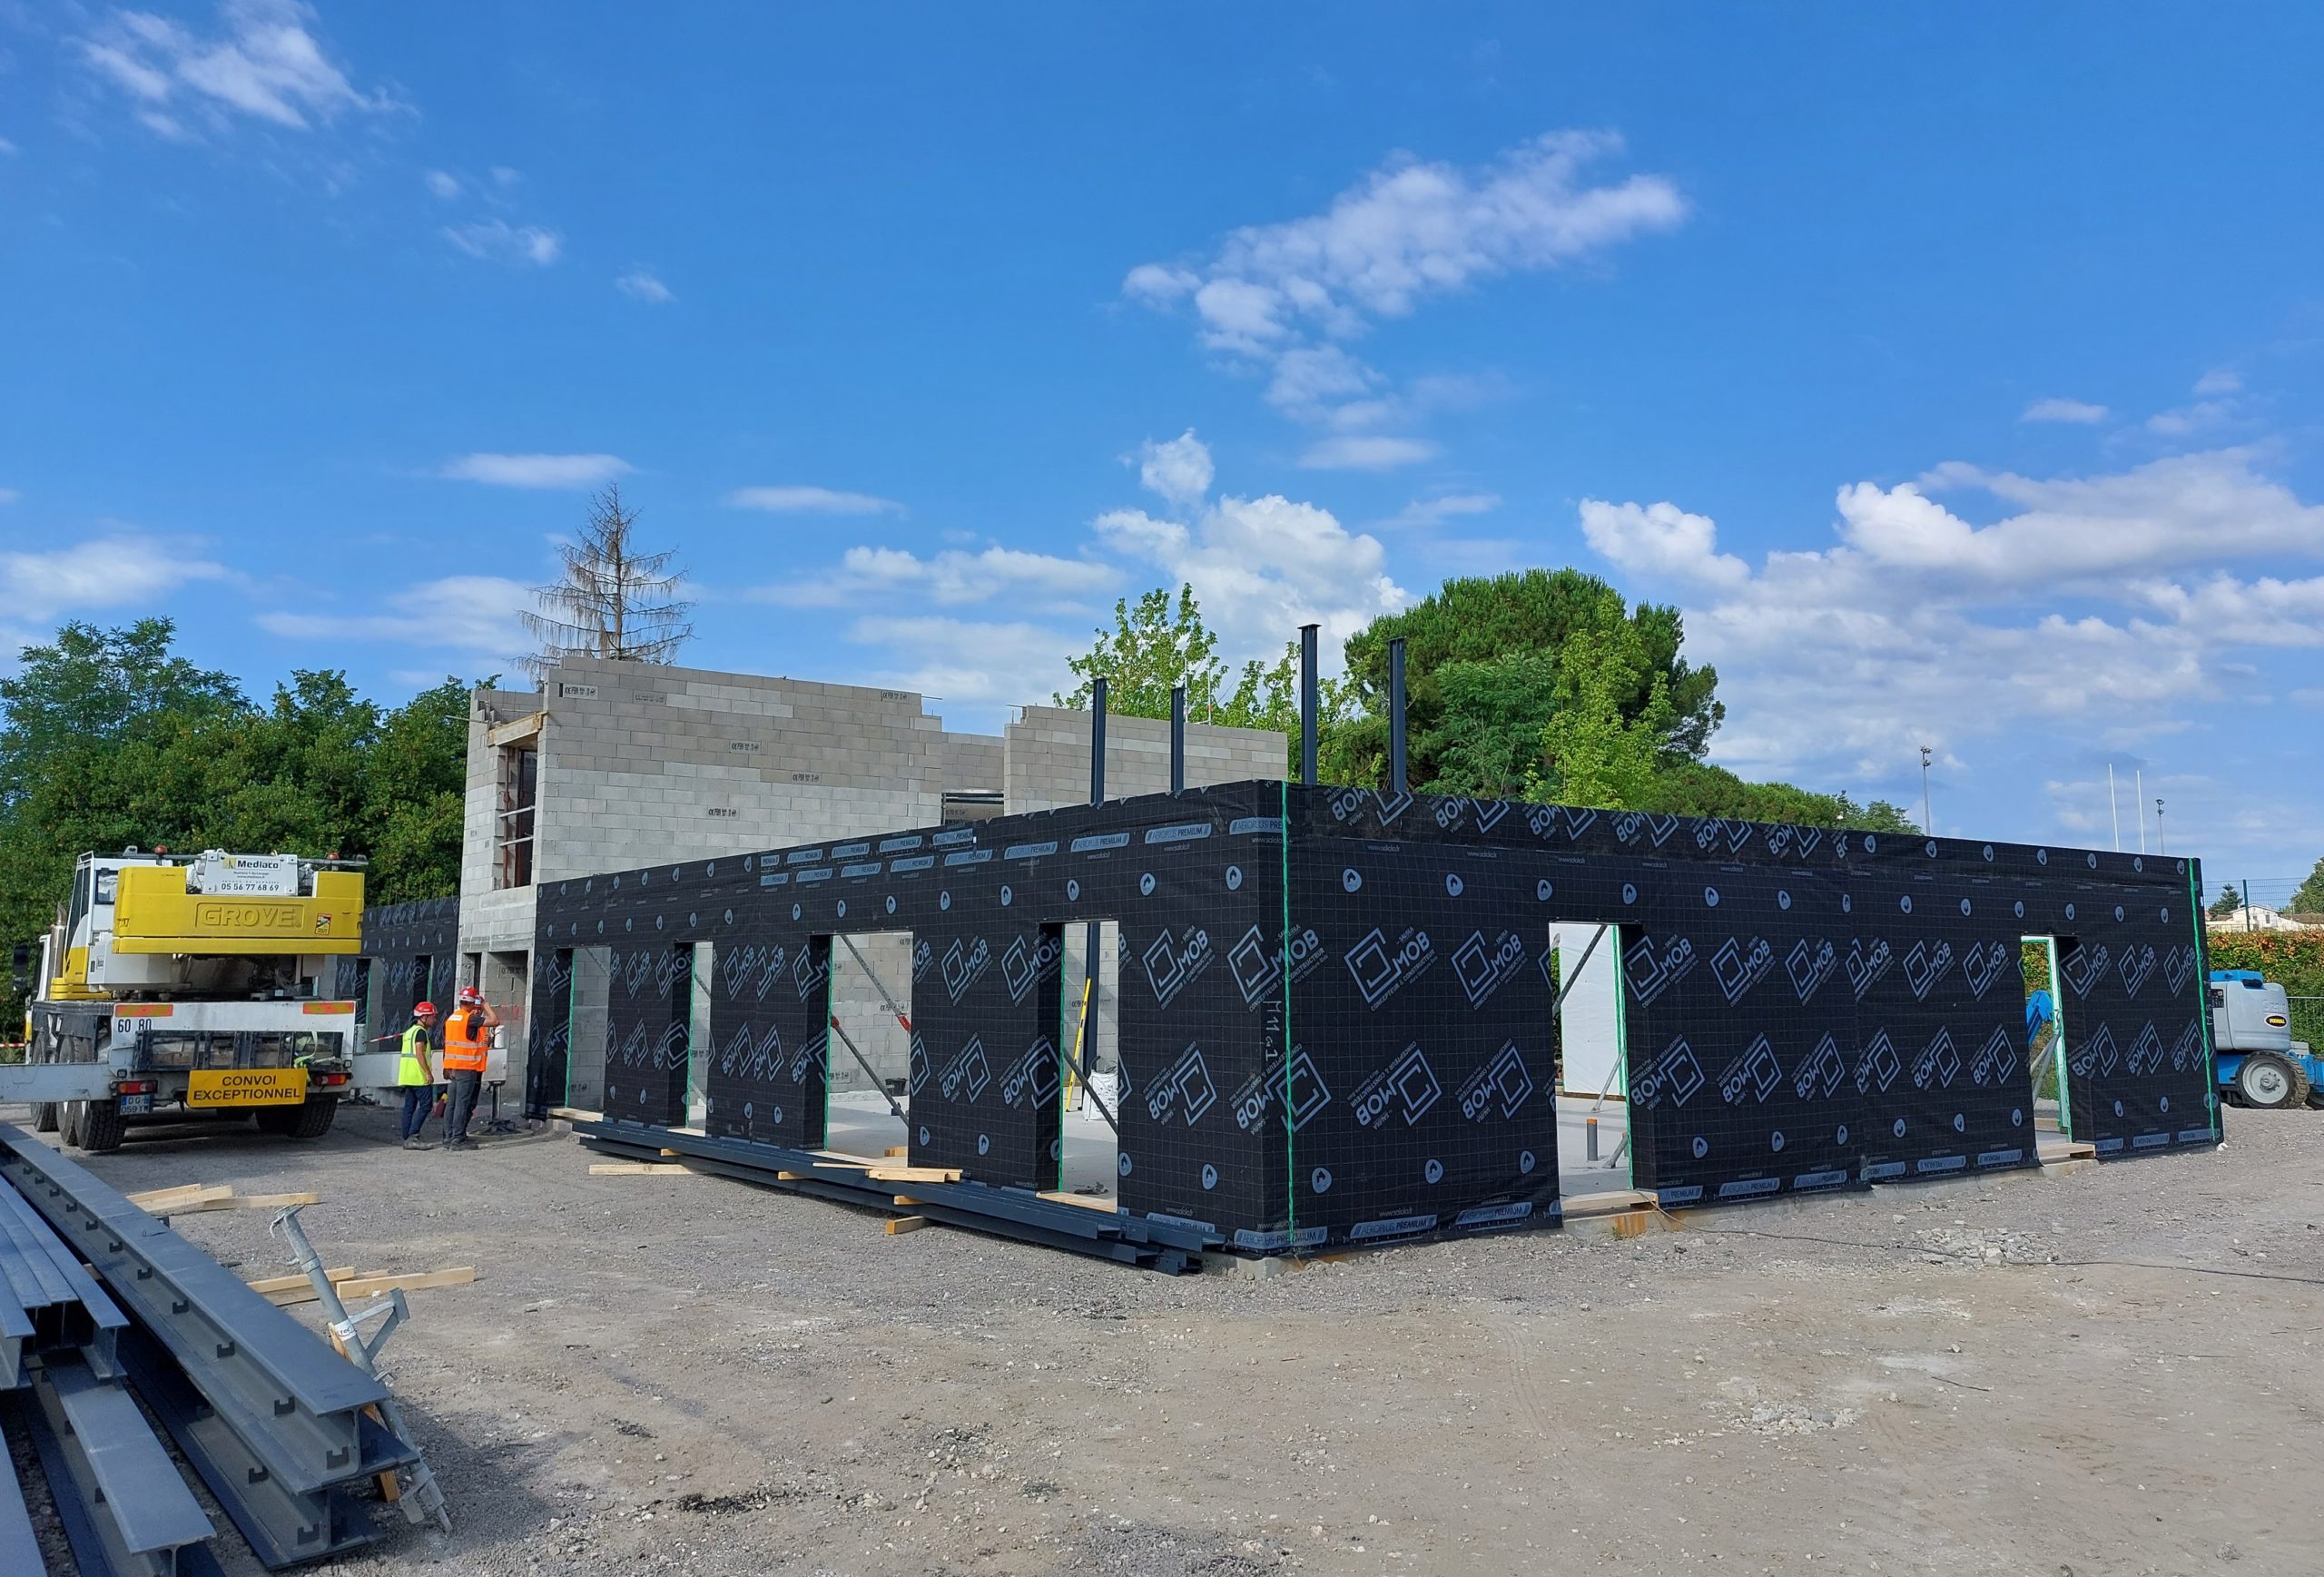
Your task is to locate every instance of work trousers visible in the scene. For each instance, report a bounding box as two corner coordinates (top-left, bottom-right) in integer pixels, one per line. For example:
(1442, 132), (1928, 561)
(444, 1070), (483, 1144)
(399, 1083), (438, 1140)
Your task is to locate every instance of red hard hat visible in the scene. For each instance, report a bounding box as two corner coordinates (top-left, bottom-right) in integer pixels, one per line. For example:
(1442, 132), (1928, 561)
(415, 1001), (438, 1016)
(458, 985), (482, 1002)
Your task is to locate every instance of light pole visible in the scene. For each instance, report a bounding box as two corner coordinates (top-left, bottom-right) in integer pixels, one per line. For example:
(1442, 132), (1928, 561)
(1919, 745), (1933, 834)
(2155, 797), (2166, 855)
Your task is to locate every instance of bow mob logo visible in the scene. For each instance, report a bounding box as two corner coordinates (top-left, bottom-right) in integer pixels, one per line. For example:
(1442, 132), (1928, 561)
(1344, 926), (1436, 1010)
(1142, 927), (1215, 1009)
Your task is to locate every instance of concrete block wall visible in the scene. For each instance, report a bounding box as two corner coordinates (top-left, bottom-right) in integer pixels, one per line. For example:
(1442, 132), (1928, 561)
(1002, 705), (1287, 814)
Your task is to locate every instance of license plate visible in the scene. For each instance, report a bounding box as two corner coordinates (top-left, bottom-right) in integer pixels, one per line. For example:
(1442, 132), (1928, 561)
(187, 1069), (309, 1108)
(118, 1094), (153, 1115)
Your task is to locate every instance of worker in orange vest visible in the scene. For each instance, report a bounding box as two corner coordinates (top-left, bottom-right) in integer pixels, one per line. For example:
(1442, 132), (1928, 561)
(439, 985), (499, 1151)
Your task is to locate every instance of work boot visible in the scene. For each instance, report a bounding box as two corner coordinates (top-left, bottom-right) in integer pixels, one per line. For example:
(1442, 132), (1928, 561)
(443, 1137), (479, 1151)
(402, 1138), (430, 1150)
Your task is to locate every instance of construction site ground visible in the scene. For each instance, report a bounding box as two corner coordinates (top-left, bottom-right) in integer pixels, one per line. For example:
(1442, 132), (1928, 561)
(10, 1097), (2317, 1577)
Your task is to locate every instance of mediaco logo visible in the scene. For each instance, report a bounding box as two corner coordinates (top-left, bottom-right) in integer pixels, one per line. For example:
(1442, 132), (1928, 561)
(195, 902), (300, 930)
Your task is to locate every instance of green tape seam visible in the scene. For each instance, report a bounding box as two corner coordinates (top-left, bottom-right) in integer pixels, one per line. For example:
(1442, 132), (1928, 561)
(1280, 777), (1296, 1257)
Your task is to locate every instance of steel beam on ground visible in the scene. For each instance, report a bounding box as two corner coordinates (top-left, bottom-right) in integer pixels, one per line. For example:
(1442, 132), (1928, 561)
(0, 1181), (127, 1377)
(25, 1357), (219, 1577)
(0, 1421), (44, 1577)
(578, 1120), (1217, 1265)
(117, 1326), (387, 1570)
(0, 1124), (407, 1499)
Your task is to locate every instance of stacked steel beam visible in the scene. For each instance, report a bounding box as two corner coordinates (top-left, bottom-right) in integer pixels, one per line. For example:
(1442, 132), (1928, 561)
(0, 1122), (425, 1571)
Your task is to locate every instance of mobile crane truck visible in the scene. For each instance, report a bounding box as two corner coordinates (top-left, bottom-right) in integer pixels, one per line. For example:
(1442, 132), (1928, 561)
(7, 848), (364, 1152)
(2211, 968), (2324, 1109)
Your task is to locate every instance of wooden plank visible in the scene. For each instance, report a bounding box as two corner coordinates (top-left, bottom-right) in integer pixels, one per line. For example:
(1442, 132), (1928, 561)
(588, 1162), (693, 1176)
(1038, 1190), (1120, 1214)
(885, 1216), (930, 1236)
(262, 1270), (392, 1307)
(330, 1267), (477, 1301)
(892, 1195), (924, 1207)
(884, 1146), (909, 1158)
(547, 1107), (604, 1122)
(1561, 1188), (1657, 1219)
(244, 1267), (354, 1296)
(126, 1184), (232, 1211)
(162, 1191), (322, 1215)
(866, 1166), (961, 1184)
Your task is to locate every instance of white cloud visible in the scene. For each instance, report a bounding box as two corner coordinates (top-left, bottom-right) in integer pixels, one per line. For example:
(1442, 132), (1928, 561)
(423, 169), (460, 199)
(616, 269), (673, 304)
(1133, 429), (1214, 507)
(0, 536), (230, 607)
(2194, 368), (2242, 396)
(1299, 435), (1440, 471)
(2021, 397), (2108, 424)
(78, 1), (393, 138)
(2146, 400), (2233, 437)
(839, 616), (1086, 709)
(1377, 492), (1501, 530)
(0, 488), (18, 506)
(1126, 130), (1685, 458)
(0, 138), (17, 157)
(1577, 448), (2324, 785)
(1580, 498), (1748, 587)
(440, 452), (631, 488)
(725, 487), (901, 516)
(1097, 492), (1406, 663)
(753, 546), (1113, 610)
(444, 220), (561, 267)
(259, 574), (530, 657)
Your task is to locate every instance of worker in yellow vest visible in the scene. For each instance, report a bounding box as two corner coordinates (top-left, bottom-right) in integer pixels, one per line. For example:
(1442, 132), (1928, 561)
(439, 986), (498, 1152)
(397, 1000), (442, 1150)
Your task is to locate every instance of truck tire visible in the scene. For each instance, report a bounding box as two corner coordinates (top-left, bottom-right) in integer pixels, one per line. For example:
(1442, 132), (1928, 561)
(2235, 1052), (2306, 1109)
(32, 1102), (60, 1133)
(65, 1099), (125, 1154)
(257, 1098), (338, 1140)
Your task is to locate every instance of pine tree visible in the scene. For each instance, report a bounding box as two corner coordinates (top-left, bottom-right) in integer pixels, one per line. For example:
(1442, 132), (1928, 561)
(520, 486), (694, 677)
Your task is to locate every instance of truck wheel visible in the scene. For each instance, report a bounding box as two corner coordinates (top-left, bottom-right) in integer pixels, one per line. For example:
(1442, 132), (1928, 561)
(67, 1099), (125, 1154)
(2235, 1052), (2303, 1109)
(32, 1102), (60, 1133)
(258, 1099), (338, 1140)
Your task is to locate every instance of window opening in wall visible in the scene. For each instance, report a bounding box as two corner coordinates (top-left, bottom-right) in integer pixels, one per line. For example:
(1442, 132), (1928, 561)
(823, 931), (914, 1159)
(1056, 920), (1121, 1197)
(566, 945), (611, 1112)
(496, 744), (538, 890)
(686, 941), (713, 1129)
(2023, 937), (2070, 1137)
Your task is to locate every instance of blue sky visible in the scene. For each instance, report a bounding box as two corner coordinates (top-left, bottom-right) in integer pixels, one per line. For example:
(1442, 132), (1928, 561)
(3, 3), (2321, 895)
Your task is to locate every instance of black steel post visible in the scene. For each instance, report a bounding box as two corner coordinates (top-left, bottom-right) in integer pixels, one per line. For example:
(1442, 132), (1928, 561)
(1299, 623), (1318, 786)
(1387, 636), (1408, 795)
(1089, 675), (1108, 805)
(1170, 684), (1186, 793)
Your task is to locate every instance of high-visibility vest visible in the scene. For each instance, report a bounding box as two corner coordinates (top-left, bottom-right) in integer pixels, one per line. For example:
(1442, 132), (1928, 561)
(397, 1024), (435, 1086)
(442, 1009), (490, 1074)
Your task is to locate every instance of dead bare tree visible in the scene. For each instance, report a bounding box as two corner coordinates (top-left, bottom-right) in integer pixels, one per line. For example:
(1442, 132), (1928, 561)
(520, 485), (694, 678)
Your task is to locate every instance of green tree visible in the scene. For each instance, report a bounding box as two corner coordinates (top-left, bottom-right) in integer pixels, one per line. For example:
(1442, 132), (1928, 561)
(1530, 626), (1676, 809)
(1332, 569), (1722, 790)
(2290, 857), (2324, 917)
(2210, 886), (2246, 920)
(1055, 585), (1226, 716)
(365, 679), (473, 904)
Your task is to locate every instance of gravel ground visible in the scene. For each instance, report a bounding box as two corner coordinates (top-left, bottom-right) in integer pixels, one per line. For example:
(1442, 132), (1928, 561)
(11, 1099), (2320, 1576)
